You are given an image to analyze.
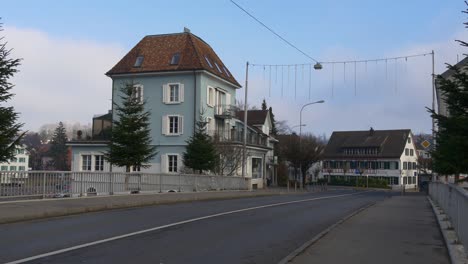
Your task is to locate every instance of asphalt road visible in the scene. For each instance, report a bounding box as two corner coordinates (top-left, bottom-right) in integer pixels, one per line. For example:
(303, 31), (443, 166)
(1, 189), (390, 264)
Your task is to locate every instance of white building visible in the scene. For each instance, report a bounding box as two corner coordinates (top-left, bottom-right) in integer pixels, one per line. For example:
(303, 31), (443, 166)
(0, 145), (29, 183)
(322, 128), (418, 189)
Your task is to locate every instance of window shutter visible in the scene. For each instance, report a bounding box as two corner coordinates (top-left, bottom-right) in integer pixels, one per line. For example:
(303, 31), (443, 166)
(206, 86), (210, 106)
(162, 84), (167, 103)
(161, 154), (167, 173)
(162, 115), (167, 135)
(225, 93), (231, 107)
(179, 116), (184, 135)
(180, 83), (184, 103)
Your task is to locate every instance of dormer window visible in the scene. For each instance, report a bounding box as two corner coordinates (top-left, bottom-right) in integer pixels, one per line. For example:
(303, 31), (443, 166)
(223, 66), (231, 77)
(170, 53), (180, 65)
(134, 56), (144, 67)
(205, 56), (213, 68)
(214, 62), (222, 73)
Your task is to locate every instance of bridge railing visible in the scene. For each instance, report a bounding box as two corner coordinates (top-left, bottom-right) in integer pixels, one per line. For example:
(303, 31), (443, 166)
(429, 182), (468, 251)
(0, 171), (251, 200)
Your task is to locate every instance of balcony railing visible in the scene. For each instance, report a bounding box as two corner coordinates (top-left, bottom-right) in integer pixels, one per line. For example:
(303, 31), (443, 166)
(214, 104), (235, 118)
(208, 129), (268, 147)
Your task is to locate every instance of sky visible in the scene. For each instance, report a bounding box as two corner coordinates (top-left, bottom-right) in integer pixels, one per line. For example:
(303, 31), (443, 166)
(1, 0), (467, 137)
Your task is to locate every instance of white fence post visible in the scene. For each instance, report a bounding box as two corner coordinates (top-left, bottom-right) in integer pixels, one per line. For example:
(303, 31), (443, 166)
(109, 172), (114, 195)
(42, 172), (46, 199)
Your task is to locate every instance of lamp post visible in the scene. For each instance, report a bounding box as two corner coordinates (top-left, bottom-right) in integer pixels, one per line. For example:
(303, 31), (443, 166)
(290, 124), (306, 133)
(299, 100), (325, 189)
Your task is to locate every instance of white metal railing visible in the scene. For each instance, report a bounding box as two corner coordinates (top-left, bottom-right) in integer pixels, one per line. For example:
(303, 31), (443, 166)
(429, 182), (468, 252)
(0, 171), (251, 200)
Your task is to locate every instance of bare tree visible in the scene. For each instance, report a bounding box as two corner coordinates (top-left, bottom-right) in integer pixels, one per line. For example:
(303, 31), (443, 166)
(215, 142), (244, 176)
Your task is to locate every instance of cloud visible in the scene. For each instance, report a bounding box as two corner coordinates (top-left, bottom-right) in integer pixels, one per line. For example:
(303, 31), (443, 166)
(4, 26), (125, 131)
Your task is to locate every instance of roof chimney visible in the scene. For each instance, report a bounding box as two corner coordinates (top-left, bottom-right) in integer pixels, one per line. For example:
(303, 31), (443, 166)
(184, 27), (191, 33)
(369, 127), (375, 136)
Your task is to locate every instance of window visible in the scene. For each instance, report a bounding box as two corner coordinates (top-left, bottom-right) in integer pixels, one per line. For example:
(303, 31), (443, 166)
(18, 166), (25, 171)
(19, 158), (26, 163)
(170, 53), (180, 65)
(163, 115), (183, 135)
(207, 86), (215, 107)
(11, 157), (17, 162)
(168, 155), (178, 173)
(163, 83), (184, 103)
(383, 162), (390, 169)
(132, 84), (143, 103)
(170, 84), (179, 102)
(214, 62), (222, 73)
(413, 162), (417, 170)
(205, 56), (213, 68)
(223, 66), (231, 77)
(407, 137), (411, 144)
(134, 56), (144, 67)
(10, 166), (16, 171)
(81, 155), (92, 171)
(1, 166), (7, 171)
(403, 162), (408, 170)
(410, 149), (414, 156)
(405, 148), (409, 156)
(251, 158), (262, 179)
(169, 116), (179, 134)
(131, 166), (141, 172)
(18, 149), (25, 154)
(95, 155), (104, 171)
(403, 177), (408, 185)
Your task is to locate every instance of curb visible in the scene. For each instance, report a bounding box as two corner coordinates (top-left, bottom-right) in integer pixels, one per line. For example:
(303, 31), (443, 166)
(277, 200), (377, 264)
(0, 191), (297, 225)
(427, 196), (468, 264)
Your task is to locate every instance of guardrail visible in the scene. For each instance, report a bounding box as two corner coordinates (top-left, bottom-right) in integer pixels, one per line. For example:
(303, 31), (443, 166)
(429, 182), (468, 252)
(0, 171), (251, 199)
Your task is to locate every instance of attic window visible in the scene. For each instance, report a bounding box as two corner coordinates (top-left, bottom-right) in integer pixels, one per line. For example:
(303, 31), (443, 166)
(214, 62), (222, 73)
(205, 56), (213, 68)
(170, 53), (180, 65)
(134, 56), (144, 67)
(223, 66), (231, 77)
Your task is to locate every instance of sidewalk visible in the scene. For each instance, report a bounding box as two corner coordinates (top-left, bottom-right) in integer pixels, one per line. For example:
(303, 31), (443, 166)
(290, 193), (450, 264)
(0, 188), (297, 224)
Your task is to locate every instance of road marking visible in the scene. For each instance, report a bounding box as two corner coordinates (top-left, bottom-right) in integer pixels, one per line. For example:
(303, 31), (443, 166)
(6, 191), (371, 264)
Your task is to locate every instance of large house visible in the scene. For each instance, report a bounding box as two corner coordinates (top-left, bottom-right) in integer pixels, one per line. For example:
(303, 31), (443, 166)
(322, 128), (418, 189)
(69, 29), (276, 189)
(0, 145), (29, 183)
(436, 56), (468, 117)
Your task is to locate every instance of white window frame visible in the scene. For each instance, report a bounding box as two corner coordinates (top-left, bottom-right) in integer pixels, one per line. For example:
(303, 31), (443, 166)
(132, 84), (144, 103)
(168, 154), (179, 173)
(80, 154), (106, 172)
(94, 155), (104, 171)
(207, 86), (215, 107)
(162, 115), (184, 136)
(163, 83), (184, 104)
(81, 155), (92, 171)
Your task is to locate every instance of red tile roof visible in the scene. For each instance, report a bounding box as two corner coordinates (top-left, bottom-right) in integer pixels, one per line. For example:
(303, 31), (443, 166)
(106, 32), (241, 87)
(236, 110), (269, 126)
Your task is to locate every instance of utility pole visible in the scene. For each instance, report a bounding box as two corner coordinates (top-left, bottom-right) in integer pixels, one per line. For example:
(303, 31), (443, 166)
(431, 50), (436, 182)
(242, 62), (249, 182)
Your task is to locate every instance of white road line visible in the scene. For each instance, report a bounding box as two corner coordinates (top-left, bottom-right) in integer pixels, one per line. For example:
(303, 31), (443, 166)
(6, 191), (370, 264)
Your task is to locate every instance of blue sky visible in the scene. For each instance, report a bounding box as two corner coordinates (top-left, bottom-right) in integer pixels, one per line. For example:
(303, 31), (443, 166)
(2, 0), (467, 136)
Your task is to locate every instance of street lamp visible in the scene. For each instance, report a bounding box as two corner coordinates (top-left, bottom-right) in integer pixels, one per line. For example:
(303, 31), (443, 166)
(299, 100), (325, 189)
(290, 124), (306, 133)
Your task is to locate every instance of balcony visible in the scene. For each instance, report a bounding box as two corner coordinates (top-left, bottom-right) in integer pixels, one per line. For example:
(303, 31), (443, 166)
(208, 129), (268, 148)
(214, 104), (235, 119)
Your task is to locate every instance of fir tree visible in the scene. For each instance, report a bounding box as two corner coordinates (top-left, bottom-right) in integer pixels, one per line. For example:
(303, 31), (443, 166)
(428, 11), (468, 181)
(183, 112), (218, 174)
(49, 122), (69, 170)
(269, 106), (278, 136)
(0, 19), (25, 163)
(261, 99), (267, 110)
(105, 82), (157, 172)
(429, 62), (468, 181)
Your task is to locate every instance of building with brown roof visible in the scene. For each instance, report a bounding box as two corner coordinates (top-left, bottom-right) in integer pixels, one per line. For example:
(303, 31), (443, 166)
(322, 128), (419, 189)
(69, 29), (277, 189)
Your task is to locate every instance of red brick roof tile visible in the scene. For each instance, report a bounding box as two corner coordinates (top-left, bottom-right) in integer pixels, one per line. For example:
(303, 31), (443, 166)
(106, 32), (241, 87)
